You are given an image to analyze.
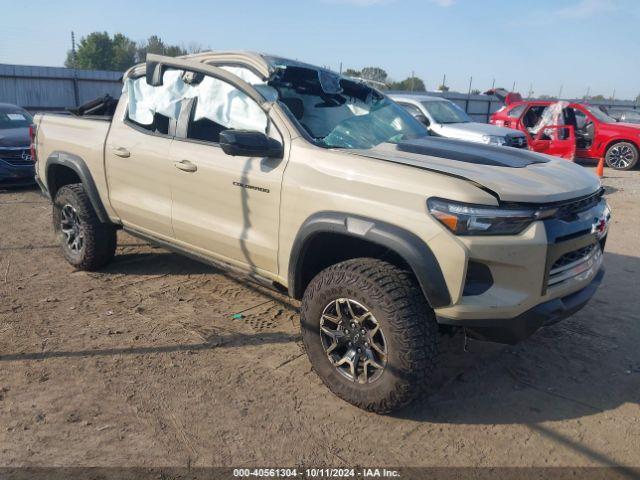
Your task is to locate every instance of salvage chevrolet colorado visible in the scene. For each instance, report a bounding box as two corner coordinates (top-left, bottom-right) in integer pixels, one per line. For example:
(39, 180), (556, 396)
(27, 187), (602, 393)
(33, 52), (609, 413)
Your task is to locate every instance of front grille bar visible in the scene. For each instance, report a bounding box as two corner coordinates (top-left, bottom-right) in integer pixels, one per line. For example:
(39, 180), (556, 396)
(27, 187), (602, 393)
(548, 245), (602, 287)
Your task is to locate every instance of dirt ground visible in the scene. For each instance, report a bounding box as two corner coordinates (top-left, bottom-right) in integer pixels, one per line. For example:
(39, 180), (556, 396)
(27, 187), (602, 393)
(0, 166), (638, 470)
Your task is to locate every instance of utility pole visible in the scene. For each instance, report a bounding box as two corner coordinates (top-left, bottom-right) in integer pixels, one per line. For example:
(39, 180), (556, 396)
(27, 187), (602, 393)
(558, 84), (563, 99)
(491, 78), (495, 90)
(585, 86), (590, 99)
(339, 62), (342, 75)
(441, 73), (446, 92)
(611, 88), (616, 102)
(71, 31), (78, 67)
(465, 76), (473, 113)
(70, 31), (80, 107)
(528, 83), (533, 99)
(512, 81), (516, 93)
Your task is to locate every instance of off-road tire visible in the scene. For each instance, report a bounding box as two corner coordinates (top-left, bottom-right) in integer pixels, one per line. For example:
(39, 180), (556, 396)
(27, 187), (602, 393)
(300, 258), (438, 413)
(605, 141), (638, 170)
(52, 183), (117, 270)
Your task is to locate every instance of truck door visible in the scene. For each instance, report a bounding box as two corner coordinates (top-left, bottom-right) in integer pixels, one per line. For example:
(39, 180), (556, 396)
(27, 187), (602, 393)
(572, 106), (597, 159)
(527, 125), (576, 160)
(105, 85), (176, 238)
(157, 57), (288, 274)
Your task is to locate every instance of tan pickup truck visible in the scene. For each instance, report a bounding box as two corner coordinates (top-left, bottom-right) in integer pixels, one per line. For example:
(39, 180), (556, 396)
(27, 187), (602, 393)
(32, 52), (609, 413)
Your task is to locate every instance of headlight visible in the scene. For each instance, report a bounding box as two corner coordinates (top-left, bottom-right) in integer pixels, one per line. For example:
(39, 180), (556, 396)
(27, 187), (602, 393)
(427, 198), (557, 236)
(481, 135), (506, 146)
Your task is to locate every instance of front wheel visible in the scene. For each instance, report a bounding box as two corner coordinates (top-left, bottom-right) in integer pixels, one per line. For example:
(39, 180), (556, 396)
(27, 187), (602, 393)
(605, 142), (638, 170)
(300, 258), (438, 413)
(53, 183), (117, 270)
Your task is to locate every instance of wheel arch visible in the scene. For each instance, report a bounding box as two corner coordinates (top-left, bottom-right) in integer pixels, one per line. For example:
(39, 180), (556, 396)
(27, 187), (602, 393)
(602, 137), (639, 156)
(288, 212), (451, 308)
(45, 152), (110, 223)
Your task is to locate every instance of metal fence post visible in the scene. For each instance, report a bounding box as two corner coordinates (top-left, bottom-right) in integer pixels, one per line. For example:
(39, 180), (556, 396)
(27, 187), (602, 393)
(486, 97), (492, 123)
(72, 69), (80, 107)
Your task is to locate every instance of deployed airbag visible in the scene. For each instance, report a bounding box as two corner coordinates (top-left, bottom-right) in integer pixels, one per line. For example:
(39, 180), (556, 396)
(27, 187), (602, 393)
(124, 67), (268, 132)
(531, 101), (569, 136)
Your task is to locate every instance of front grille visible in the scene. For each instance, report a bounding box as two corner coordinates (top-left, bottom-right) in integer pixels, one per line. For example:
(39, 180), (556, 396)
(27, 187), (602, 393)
(556, 191), (603, 220)
(548, 243), (602, 287)
(0, 147), (32, 166)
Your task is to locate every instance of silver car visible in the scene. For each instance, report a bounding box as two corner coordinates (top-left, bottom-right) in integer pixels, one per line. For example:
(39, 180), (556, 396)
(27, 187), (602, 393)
(389, 93), (528, 148)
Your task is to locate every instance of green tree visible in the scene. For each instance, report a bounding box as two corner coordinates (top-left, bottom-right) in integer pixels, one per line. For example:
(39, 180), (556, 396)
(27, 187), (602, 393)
(343, 68), (361, 77)
(65, 32), (196, 71)
(136, 35), (187, 62)
(388, 76), (426, 92)
(65, 31), (117, 70)
(437, 84), (450, 92)
(360, 67), (388, 84)
(111, 33), (137, 70)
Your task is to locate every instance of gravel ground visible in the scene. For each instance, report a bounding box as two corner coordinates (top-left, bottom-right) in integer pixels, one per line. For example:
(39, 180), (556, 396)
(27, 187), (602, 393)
(0, 165), (638, 471)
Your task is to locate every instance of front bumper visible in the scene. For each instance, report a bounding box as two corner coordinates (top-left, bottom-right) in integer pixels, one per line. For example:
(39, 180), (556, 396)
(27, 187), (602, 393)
(438, 268), (604, 344)
(0, 158), (35, 187)
(434, 193), (609, 344)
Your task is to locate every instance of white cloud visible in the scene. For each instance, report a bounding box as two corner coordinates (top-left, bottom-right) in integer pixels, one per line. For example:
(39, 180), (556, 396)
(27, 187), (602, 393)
(430, 0), (456, 6)
(555, 0), (617, 18)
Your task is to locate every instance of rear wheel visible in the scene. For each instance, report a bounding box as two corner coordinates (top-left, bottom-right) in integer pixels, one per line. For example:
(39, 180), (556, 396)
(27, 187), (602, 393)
(300, 258), (438, 413)
(605, 142), (638, 170)
(53, 183), (116, 270)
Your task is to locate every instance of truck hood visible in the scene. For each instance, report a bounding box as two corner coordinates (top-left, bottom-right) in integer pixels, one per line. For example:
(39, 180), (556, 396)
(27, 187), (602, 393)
(431, 122), (525, 140)
(0, 127), (30, 148)
(349, 137), (600, 203)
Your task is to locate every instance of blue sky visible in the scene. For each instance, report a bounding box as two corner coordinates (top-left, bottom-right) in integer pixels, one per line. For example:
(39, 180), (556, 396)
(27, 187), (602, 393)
(1, 0), (639, 99)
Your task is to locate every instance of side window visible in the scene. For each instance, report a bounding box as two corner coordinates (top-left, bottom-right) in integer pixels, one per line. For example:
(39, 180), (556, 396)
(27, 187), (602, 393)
(573, 109), (588, 129)
(398, 102), (423, 118)
(523, 106), (546, 129)
(124, 69), (186, 136)
(507, 104), (526, 118)
(185, 75), (268, 144)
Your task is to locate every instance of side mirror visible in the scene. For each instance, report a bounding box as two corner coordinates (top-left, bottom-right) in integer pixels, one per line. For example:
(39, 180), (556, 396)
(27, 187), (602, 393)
(219, 130), (283, 158)
(415, 114), (430, 127)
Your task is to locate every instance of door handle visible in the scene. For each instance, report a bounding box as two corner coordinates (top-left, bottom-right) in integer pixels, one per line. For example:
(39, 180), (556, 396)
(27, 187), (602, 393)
(111, 146), (130, 158)
(173, 159), (198, 172)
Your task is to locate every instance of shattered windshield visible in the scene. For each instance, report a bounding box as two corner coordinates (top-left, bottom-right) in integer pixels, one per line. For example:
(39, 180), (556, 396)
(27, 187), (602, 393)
(267, 65), (428, 149)
(421, 100), (471, 124)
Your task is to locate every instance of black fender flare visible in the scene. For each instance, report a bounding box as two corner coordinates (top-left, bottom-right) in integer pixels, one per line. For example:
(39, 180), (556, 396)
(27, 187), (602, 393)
(288, 212), (452, 308)
(45, 151), (110, 223)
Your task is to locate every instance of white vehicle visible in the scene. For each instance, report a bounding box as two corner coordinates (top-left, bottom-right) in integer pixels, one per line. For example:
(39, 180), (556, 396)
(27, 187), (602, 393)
(390, 93), (528, 148)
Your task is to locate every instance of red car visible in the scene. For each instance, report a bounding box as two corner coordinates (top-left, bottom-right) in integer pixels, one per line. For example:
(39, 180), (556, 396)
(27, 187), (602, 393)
(490, 95), (640, 170)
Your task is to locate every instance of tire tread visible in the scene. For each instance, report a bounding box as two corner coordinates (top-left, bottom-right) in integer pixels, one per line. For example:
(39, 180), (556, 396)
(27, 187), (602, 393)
(301, 257), (438, 413)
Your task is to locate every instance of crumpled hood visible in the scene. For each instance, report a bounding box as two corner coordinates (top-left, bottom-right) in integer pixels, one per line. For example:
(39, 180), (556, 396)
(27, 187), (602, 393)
(349, 138), (601, 203)
(0, 127), (30, 147)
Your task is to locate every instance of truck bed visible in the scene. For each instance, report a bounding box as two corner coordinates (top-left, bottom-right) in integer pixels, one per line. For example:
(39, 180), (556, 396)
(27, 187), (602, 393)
(34, 113), (113, 204)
